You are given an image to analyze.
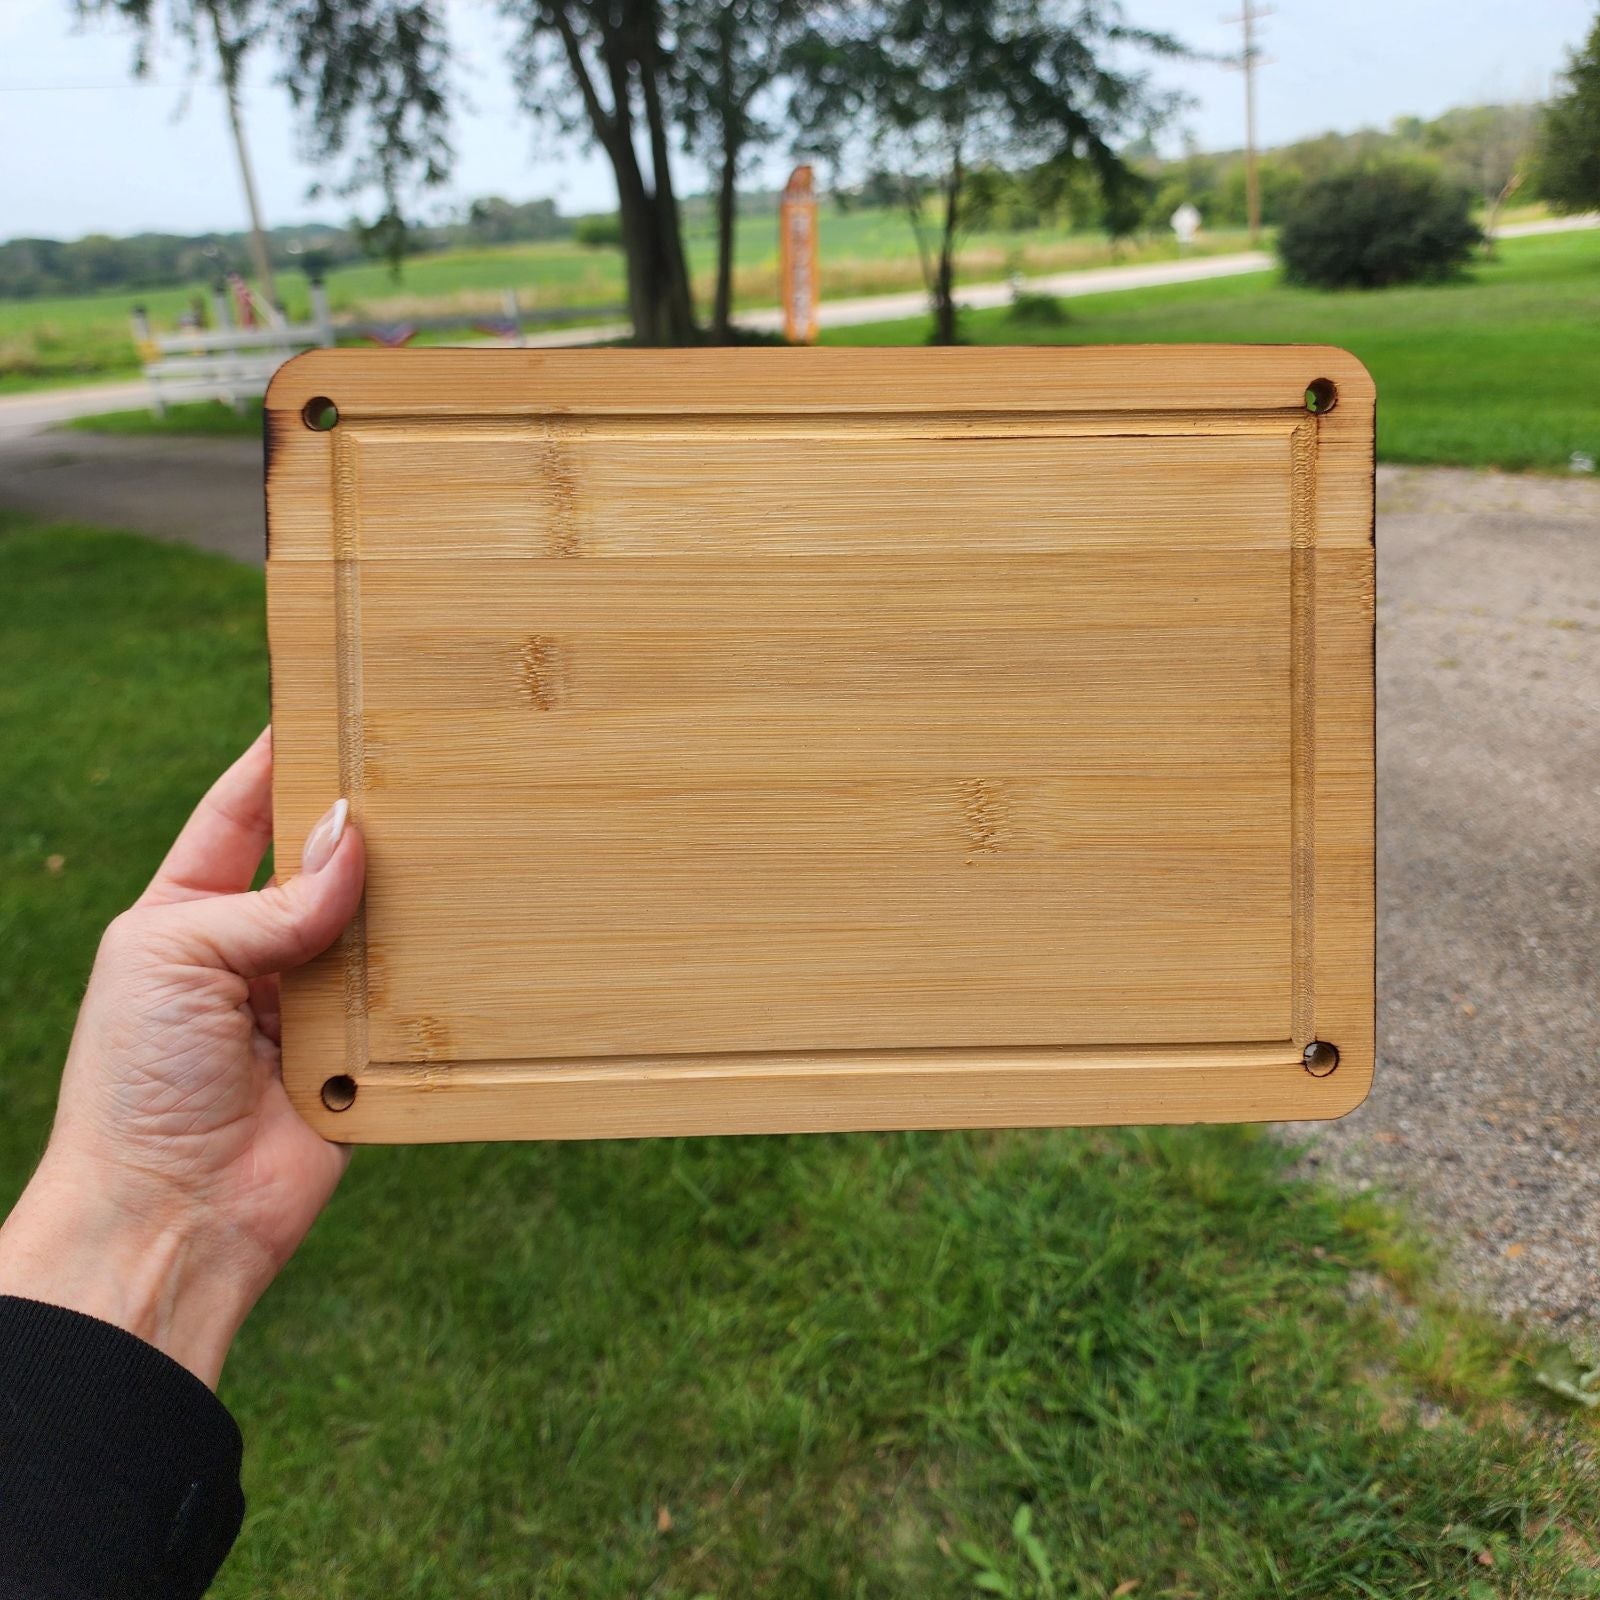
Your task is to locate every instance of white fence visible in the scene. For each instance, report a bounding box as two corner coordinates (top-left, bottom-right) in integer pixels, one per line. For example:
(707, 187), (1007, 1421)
(131, 281), (333, 414)
(132, 282), (632, 413)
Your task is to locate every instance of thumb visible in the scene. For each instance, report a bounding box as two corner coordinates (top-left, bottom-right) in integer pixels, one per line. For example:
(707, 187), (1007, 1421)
(179, 801), (366, 979)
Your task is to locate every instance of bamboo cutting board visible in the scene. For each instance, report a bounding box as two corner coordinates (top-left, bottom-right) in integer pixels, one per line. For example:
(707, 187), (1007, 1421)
(265, 347), (1374, 1144)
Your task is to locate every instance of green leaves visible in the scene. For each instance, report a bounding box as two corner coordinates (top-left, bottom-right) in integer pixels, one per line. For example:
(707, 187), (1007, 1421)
(1013, 1504), (1055, 1593)
(1534, 12), (1600, 213)
(953, 1506), (1055, 1598)
(785, 0), (1185, 339)
(1533, 1344), (1600, 1410)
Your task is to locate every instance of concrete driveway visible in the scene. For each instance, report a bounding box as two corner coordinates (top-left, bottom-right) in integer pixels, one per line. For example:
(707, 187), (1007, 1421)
(1, 432), (1595, 1332)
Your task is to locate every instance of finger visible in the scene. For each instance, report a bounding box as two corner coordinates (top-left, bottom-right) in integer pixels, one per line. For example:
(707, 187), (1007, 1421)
(175, 808), (365, 980)
(140, 727), (275, 907)
(249, 972), (282, 1045)
(247, 872), (283, 1041)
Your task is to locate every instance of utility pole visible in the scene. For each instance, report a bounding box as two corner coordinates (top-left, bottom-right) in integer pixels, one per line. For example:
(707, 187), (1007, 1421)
(204, 0), (279, 311)
(1223, 1), (1272, 249)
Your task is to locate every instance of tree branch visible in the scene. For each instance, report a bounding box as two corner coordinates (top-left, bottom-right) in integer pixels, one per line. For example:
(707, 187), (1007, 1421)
(546, 0), (617, 155)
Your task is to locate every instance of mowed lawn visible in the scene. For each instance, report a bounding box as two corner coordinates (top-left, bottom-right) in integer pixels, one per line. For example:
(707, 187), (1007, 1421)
(826, 230), (1600, 474)
(2, 513), (1597, 1597)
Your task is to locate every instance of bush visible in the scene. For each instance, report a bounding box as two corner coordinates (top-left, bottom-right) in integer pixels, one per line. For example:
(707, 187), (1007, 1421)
(1277, 165), (1482, 289)
(1008, 290), (1070, 327)
(574, 213), (623, 249)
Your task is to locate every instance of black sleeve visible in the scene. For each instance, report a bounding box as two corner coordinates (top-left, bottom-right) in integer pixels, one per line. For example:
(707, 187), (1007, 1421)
(0, 1296), (244, 1600)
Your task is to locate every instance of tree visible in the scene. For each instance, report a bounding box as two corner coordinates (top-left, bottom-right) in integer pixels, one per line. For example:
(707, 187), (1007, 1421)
(286, 1), (699, 343)
(1277, 165), (1482, 290)
(75, 0), (283, 305)
(498, 1), (699, 344)
(278, 0), (453, 274)
(673, 0), (805, 342)
(1100, 170), (1153, 257)
(1427, 103), (1538, 241)
(574, 211), (625, 247)
(1533, 11), (1600, 214)
(790, 0), (1180, 343)
(465, 195), (568, 244)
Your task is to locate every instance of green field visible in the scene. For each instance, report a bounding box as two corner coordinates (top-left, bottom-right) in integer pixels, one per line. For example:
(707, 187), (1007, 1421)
(824, 230), (1600, 473)
(68, 231), (1600, 475)
(2, 510), (1597, 1596)
(0, 207), (1251, 391)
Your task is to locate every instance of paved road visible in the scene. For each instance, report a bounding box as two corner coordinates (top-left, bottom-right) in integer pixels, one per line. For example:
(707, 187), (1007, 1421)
(0, 380), (153, 441)
(738, 248), (1276, 333)
(0, 431), (265, 560)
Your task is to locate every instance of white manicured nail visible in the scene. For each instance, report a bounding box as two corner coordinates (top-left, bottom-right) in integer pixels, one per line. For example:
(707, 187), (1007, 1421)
(301, 799), (349, 875)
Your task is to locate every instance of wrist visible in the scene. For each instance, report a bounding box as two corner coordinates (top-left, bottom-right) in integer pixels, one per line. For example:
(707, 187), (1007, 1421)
(0, 1150), (262, 1388)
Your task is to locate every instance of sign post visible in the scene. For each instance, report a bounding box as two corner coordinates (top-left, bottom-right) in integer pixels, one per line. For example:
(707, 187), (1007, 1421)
(780, 165), (820, 344)
(1170, 202), (1201, 255)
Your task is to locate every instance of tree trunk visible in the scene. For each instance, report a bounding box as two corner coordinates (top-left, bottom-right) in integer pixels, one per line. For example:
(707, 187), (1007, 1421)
(713, 145), (738, 341)
(548, 0), (696, 346)
(608, 157), (695, 345)
(1482, 172), (1520, 258)
(634, 0), (696, 343)
(616, 183), (696, 346)
(711, 18), (739, 344)
(902, 181), (935, 301)
(205, 0), (278, 310)
(931, 153), (964, 346)
(615, 173), (664, 344)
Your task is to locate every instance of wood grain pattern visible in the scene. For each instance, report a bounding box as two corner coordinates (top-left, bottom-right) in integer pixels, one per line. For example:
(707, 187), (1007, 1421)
(265, 347), (1375, 1143)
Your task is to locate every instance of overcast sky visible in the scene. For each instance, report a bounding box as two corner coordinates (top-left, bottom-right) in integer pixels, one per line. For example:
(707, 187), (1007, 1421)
(0, 0), (1590, 241)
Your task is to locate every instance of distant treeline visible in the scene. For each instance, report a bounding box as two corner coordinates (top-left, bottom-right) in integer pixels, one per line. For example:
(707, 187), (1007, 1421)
(0, 196), (573, 301)
(1142, 103), (1539, 232)
(875, 103), (1542, 237)
(0, 102), (1542, 302)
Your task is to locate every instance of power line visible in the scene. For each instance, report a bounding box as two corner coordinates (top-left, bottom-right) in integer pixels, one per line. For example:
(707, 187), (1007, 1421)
(0, 81), (174, 91)
(1221, 1), (1273, 248)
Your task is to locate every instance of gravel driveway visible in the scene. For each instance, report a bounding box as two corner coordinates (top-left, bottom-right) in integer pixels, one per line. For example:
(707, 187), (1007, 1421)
(1295, 466), (1599, 1339)
(2, 432), (1595, 1332)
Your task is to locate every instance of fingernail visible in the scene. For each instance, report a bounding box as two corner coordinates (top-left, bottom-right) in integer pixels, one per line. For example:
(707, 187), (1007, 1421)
(301, 798), (349, 875)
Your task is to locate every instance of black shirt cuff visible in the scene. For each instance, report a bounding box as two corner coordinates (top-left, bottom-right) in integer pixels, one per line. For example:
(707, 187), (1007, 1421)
(0, 1295), (243, 1599)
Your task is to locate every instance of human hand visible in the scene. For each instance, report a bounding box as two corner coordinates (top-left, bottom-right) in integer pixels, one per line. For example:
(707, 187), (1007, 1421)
(0, 729), (364, 1386)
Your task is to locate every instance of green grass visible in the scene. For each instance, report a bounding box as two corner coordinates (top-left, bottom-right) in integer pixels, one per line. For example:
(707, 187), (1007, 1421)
(0, 206), (1250, 391)
(824, 230), (1600, 474)
(63, 231), (1598, 474)
(2, 510), (1597, 1596)
(63, 397), (266, 437)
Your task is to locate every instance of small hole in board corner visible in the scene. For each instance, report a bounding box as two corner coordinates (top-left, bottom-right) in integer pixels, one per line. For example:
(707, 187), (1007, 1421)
(1304, 378), (1338, 415)
(302, 396), (339, 431)
(321, 1074), (358, 1112)
(1302, 1040), (1340, 1078)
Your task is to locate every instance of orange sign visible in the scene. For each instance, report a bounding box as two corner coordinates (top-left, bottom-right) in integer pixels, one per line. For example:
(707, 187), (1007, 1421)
(779, 166), (819, 344)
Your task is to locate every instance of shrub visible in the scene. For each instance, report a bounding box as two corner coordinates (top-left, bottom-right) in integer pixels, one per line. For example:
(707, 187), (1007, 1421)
(1277, 165), (1482, 289)
(1008, 290), (1070, 327)
(574, 213), (623, 249)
